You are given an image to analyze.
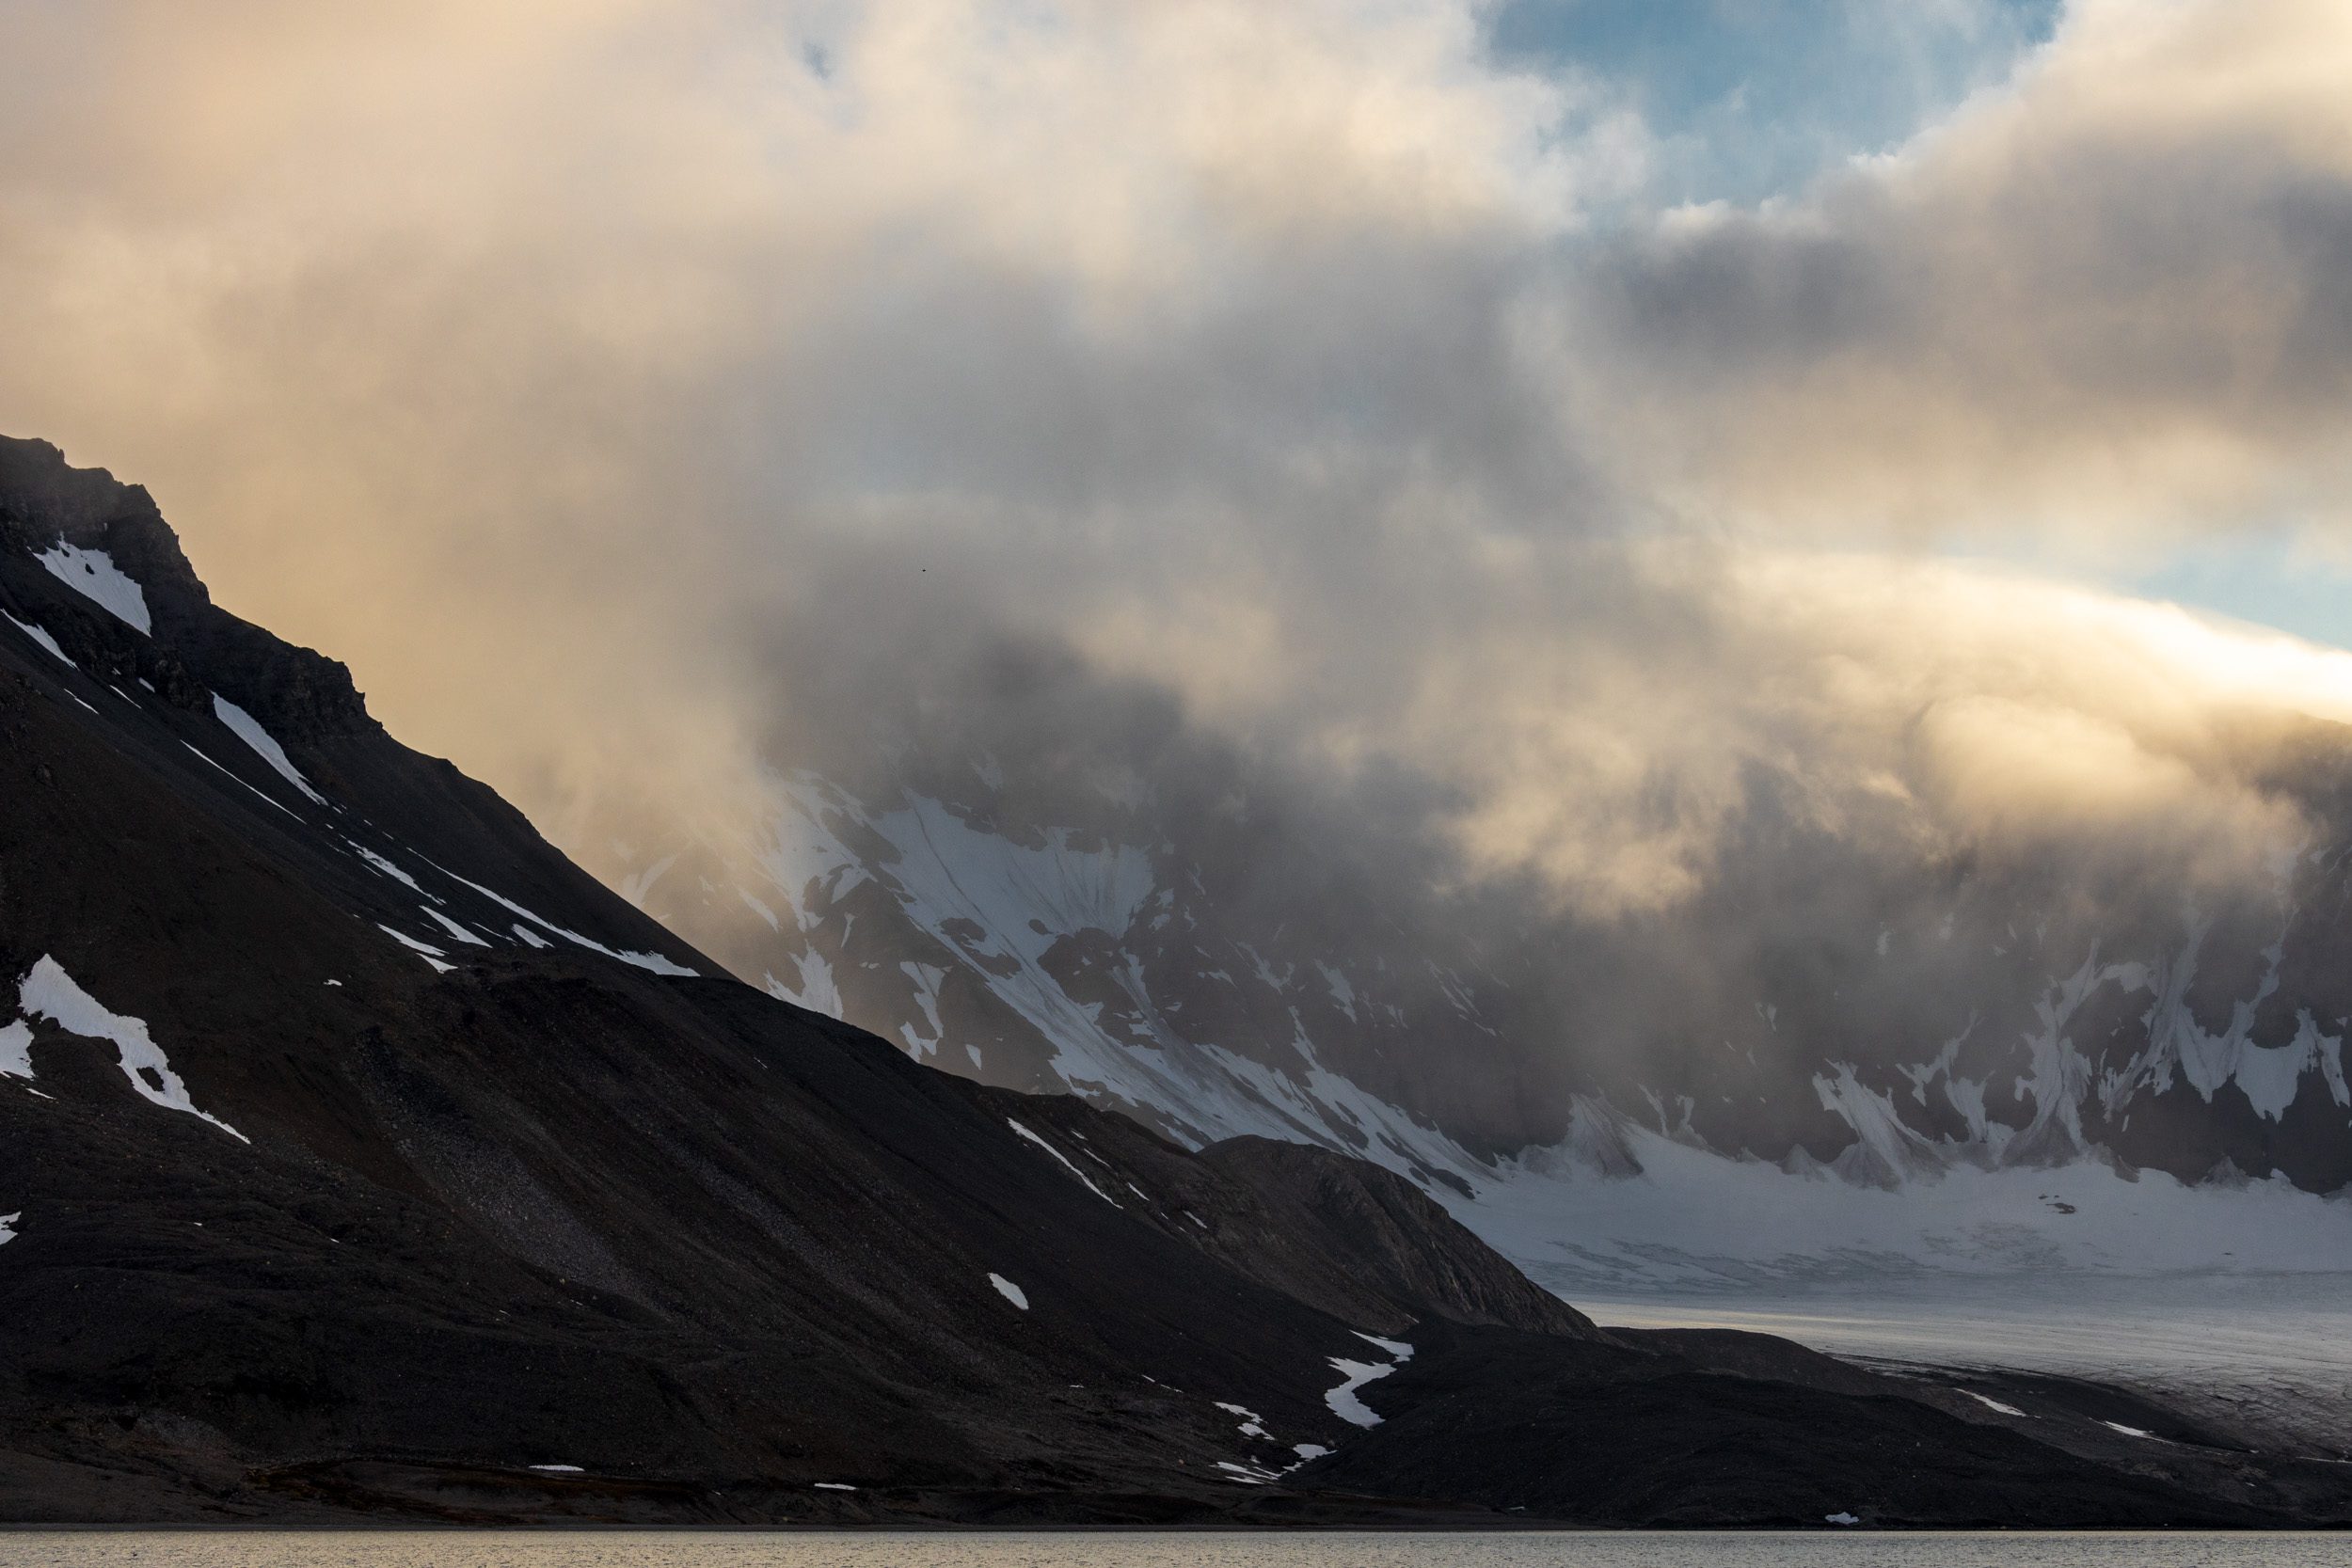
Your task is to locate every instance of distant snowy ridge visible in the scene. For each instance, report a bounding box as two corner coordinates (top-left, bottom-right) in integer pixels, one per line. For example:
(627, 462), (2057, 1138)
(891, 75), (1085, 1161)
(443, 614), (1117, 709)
(590, 766), (2352, 1293)
(660, 770), (1495, 1190)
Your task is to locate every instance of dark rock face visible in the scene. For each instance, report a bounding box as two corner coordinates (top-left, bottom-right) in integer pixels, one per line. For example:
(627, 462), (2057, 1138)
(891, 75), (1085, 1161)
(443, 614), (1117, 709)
(950, 1101), (1597, 1341)
(1188, 1135), (1597, 1339)
(2, 434), (2348, 1527)
(1295, 1320), (2318, 1528)
(0, 436), (373, 738)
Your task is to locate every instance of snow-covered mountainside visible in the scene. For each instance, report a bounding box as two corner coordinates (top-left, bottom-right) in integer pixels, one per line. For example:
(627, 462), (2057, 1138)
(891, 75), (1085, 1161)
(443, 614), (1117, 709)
(592, 751), (2352, 1291)
(603, 769), (1508, 1191)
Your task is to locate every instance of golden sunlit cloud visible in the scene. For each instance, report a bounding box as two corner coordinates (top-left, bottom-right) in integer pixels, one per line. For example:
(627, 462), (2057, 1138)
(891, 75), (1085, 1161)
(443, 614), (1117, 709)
(2, 0), (2350, 943)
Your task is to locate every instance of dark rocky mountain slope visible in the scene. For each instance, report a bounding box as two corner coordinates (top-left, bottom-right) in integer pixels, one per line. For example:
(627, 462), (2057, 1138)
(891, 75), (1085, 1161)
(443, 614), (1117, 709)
(0, 434), (2344, 1527)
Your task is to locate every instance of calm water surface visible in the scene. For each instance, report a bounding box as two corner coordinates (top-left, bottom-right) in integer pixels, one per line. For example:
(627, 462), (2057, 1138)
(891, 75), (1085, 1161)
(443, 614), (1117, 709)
(0, 1533), (2339, 1568)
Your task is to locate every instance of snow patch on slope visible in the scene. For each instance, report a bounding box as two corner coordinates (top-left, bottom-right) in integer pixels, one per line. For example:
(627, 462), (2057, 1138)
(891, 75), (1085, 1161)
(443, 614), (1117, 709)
(1215, 1402), (1271, 1441)
(898, 961), (947, 1057)
(767, 952), (841, 1016)
(1813, 1065), (1947, 1188)
(421, 907), (490, 947)
(2131, 921), (2343, 1123)
(15, 957), (246, 1141)
(1323, 1336), (1411, 1428)
(182, 742), (298, 818)
(755, 780), (869, 927)
(430, 865), (696, 977)
(212, 696), (326, 805)
(37, 543), (150, 633)
(3, 610), (74, 667)
(378, 925), (456, 974)
(1006, 1117), (1120, 1207)
(598, 781), (1470, 1204)
(349, 843), (427, 895)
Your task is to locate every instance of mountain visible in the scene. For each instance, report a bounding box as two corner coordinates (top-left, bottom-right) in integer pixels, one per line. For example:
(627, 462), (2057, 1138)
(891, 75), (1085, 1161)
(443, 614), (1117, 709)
(585, 720), (2352, 1300)
(3, 433), (2347, 1527)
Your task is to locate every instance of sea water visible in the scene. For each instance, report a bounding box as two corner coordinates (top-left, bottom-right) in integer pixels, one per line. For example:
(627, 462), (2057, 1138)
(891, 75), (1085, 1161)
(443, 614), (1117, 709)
(0, 1534), (2339, 1567)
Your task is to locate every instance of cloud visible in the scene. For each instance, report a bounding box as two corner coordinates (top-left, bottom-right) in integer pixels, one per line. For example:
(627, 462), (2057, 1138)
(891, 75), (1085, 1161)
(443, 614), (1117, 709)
(4, 0), (2352, 1142)
(0, 0), (1631, 801)
(1577, 0), (2352, 536)
(1087, 536), (2346, 918)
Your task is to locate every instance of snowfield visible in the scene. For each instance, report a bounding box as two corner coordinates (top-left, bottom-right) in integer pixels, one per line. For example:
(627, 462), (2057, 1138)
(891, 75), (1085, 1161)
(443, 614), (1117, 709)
(1453, 1118), (2352, 1297)
(1581, 1272), (2352, 1454)
(1436, 1118), (2352, 1450)
(1453, 1122), (2352, 1452)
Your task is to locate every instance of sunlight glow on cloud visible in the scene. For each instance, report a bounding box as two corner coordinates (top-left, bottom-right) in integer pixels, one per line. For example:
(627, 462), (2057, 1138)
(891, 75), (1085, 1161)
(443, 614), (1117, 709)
(2, 0), (2349, 946)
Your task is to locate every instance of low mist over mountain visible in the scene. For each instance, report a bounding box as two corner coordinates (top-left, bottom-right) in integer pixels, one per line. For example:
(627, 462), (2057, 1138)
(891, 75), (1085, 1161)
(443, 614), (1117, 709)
(585, 634), (2352, 1204)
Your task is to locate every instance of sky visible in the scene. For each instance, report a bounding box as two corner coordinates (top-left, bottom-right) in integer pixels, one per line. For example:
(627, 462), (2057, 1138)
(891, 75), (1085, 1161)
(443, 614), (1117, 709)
(1490, 0), (2064, 204)
(5, 0), (2352, 961)
(1495, 0), (2352, 650)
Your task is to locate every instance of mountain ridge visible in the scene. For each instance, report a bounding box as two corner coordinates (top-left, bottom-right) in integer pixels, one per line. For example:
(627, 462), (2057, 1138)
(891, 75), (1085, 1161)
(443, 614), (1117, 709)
(596, 745), (2352, 1220)
(3, 433), (2344, 1527)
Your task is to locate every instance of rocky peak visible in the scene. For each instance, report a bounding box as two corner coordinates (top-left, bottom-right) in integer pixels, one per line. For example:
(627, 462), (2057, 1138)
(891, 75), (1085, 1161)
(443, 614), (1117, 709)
(0, 435), (375, 740)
